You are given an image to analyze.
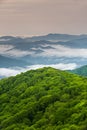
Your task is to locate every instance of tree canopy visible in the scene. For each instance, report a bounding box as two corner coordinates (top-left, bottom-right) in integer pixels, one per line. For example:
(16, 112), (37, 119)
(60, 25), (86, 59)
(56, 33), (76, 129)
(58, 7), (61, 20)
(0, 67), (87, 130)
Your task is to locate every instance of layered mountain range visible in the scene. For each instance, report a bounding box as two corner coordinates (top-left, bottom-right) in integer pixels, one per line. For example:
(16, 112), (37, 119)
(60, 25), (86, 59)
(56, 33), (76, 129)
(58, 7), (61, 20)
(0, 33), (87, 78)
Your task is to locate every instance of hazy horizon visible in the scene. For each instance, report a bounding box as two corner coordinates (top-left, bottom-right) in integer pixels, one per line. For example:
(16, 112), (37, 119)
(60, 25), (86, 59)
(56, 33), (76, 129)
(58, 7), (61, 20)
(0, 33), (87, 38)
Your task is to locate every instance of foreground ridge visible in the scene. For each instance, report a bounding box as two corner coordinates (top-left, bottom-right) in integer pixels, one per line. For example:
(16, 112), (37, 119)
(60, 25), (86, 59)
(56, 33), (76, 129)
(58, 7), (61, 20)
(0, 67), (87, 130)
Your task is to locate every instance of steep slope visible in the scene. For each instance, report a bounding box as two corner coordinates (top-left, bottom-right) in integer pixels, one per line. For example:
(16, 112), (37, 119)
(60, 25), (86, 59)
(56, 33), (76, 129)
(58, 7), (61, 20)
(70, 65), (87, 77)
(0, 67), (87, 130)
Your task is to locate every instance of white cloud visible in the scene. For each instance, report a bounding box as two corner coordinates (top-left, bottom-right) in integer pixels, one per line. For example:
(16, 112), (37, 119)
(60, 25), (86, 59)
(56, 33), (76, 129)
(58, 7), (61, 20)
(5, 49), (33, 58)
(0, 38), (10, 41)
(0, 68), (20, 77)
(1, 43), (87, 59)
(0, 44), (34, 58)
(37, 44), (87, 58)
(0, 45), (13, 52)
(26, 63), (77, 70)
(0, 63), (77, 77)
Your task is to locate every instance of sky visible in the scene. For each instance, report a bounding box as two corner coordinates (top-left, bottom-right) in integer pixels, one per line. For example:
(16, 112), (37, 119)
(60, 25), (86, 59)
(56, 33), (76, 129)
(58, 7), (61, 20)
(0, 0), (87, 36)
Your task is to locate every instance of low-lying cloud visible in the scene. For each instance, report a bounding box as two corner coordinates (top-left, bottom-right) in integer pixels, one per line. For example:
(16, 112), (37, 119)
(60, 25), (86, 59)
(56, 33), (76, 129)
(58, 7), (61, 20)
(37, 44), (87, 58)
(0, 44), (33, 58)
(1, 44), (87, 59)
(0, 63), (77, 77)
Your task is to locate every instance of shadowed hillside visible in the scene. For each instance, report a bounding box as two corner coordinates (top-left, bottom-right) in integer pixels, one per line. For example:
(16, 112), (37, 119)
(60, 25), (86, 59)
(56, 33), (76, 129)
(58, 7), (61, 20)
(70, 65), (87, 77)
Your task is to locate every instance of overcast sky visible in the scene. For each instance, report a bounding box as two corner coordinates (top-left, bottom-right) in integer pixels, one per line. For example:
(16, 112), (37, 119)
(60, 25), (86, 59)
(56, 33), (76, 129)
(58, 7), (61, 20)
(0, 0), (87, 36)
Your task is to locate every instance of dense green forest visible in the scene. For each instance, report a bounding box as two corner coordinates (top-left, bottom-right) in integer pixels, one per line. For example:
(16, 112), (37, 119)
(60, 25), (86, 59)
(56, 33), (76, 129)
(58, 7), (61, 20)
(0, 67), (87, 130)
(69, 65), (87, 77)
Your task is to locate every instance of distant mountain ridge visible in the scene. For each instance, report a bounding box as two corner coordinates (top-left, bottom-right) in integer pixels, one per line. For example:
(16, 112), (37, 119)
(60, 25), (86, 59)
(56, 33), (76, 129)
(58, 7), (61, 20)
(69, 65), (87, 77)
(26, 33), (80, 42)
(1, 33), (87, 42)
(1, 33), (87, 78)
(0, 55), (28, 68)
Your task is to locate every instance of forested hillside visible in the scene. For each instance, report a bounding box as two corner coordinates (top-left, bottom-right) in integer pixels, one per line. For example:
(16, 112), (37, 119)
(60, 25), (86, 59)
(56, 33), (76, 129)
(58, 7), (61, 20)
(70, 65), (87, 77)
(0, 67), (87, 130)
